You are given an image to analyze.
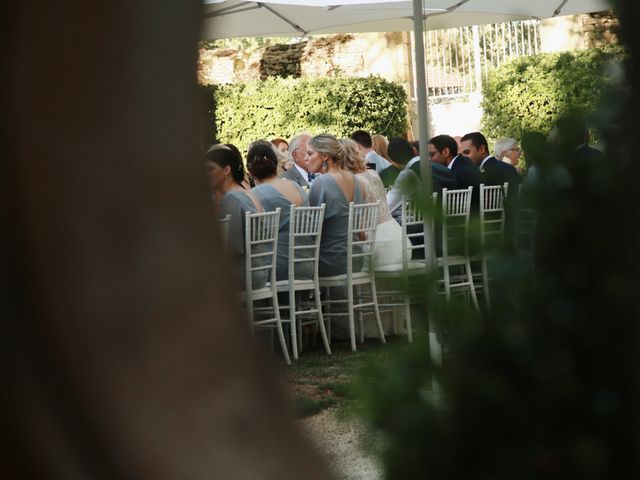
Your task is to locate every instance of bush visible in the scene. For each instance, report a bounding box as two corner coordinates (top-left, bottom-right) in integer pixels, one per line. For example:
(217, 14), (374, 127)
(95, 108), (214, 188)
(482, 46), (625, 140)
(205, 75), (409, 153)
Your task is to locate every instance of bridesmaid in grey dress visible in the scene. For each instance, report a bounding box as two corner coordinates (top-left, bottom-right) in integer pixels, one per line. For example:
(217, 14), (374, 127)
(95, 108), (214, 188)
(205, 145), (268, 290)
(305, 134), (365, 277)
(248, 142), (313, 282)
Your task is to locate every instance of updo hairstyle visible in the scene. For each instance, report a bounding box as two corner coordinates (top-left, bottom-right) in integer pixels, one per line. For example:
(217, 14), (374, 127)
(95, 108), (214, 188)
(309, 134), (348, 169)
(204, 144), (245, 185)
(338, 138), (366, 173)
(247, 142), (279, 180)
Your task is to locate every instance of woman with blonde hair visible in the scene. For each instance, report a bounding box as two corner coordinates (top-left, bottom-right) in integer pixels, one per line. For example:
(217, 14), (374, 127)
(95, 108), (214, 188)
(339, 138), (406, 268)
(372, 134), (391, 162)
(305, 134), (365, 277)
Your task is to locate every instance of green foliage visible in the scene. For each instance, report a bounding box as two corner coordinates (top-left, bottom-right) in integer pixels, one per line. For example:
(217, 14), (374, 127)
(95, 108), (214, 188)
(206, 75), (409, 153)
(482, 46), (625, 140)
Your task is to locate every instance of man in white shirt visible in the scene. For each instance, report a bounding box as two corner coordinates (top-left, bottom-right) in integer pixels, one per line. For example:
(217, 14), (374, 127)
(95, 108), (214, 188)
(281, 133), (314, 187)
(351, 129), (391, 172)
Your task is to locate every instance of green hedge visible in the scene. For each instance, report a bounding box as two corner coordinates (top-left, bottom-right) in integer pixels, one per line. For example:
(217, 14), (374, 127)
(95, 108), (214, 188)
(206, 75), (409, 153)
(481, 46), (625, 140)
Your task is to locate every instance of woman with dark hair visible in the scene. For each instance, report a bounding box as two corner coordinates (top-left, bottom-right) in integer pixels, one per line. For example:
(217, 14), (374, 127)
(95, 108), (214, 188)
(248, 142), (312, 281)
(205, 145), (267, 289)
(306, 134), (365, 277)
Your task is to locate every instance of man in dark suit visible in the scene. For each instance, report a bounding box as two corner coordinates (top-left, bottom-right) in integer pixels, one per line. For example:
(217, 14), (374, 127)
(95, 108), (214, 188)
(461, 131), (522, 250)
(386, 137), (458, 258)
(280, 133), (312, 187)
(551, 115), (606, 193)
(429, 134), (481, 208)
(460, 131), (521, 192)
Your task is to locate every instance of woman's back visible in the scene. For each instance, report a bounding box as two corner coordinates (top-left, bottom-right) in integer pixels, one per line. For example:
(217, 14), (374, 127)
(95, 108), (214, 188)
(252, 181), (313, 281)
(218, 189), (268, 289)
(309, 173), (363, 276)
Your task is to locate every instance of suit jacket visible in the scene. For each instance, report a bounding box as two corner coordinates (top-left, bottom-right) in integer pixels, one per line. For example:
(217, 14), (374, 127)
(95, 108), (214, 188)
(566, 144), (606, 192)
(450, 155), (482, 207)
(481, 156), (522, 192)
(379, 164), (402, 188)
(281, 165), (309, 188)
(409, 160), (458, 196)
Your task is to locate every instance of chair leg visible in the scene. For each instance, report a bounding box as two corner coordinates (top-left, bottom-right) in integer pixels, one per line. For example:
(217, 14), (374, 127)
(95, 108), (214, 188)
(403, 275), (413, 343)
(465, 260), (480, 311)
(369, 278), (386, 345)
(481, 255), (491, 311)
(347, 282), (357, 352)
(246, 295), (255, 336)
(315, 284), (331, 355)
(443, 263), (451, 300)
(289, 288), (298, 361)
(358, 286), (365, 344)
(272, 295), (291, 365)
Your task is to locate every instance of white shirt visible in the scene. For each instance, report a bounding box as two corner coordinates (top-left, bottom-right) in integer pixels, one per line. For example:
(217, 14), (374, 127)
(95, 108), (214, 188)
(448, 155), (460, 170)
(294, 162), (311, 182)
(366, 150), (392, 172)
(479, 155), (492, 170)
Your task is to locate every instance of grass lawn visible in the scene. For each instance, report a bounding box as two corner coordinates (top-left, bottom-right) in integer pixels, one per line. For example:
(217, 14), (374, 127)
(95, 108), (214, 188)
(279, 333), (423, 418)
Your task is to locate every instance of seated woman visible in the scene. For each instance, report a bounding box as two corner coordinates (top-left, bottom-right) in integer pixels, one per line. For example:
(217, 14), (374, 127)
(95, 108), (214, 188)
(204, 145), (267, 290)
(306, 134), (364, 277)
(340, 138), (407, 268)
(248, 142), (313, 282)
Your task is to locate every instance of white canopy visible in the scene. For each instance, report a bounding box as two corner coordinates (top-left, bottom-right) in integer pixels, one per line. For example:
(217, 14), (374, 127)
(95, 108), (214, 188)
(202, 0), (610, 39)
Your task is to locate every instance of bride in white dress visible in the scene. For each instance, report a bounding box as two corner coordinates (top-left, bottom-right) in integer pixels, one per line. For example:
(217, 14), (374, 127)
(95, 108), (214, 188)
(339, 139), (408, 268)
(340, 138), (410, 337)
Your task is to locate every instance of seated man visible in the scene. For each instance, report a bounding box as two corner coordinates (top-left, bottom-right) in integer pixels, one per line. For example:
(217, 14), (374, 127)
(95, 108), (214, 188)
(351, 129), (391, 172)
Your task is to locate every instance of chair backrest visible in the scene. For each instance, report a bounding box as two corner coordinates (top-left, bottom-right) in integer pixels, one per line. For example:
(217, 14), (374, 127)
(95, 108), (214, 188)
(217, 214), (231, 251)
(244, 208), (280, 291)
(400, 193), (438, 264)
(441, 187), (473, 258)
(347, 202), (379, 274)
(479, 183), (507, 249)
(288, 204), (326, 281)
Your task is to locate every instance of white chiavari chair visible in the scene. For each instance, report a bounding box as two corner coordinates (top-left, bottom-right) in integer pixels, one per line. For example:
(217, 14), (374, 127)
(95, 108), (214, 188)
(239, 208), (291, 365)
(437, 187), (479, 310)
(320, 202), (386, 352)
(275, 204), (330, 360)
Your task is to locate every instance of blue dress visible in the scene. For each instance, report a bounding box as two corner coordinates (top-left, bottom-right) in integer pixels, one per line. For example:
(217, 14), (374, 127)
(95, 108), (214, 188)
(308, 173), (364, 277)
(252, 182), (314, 282)
(218, 190), (268, 290)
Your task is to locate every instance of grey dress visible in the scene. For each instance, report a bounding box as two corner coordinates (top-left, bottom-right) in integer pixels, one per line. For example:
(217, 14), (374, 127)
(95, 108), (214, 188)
(308, 173), (364, 277)
(218, 190), (268, 290)
(252, 182), (314, 281)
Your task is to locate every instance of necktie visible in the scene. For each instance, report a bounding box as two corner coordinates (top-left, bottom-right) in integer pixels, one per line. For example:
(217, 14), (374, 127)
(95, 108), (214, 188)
(308, 173), (316, 182)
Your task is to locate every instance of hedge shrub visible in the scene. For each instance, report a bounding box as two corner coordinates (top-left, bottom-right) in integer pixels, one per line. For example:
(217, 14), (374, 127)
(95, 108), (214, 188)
(206, 75), (409, 153)
(482, 46), (625, 140)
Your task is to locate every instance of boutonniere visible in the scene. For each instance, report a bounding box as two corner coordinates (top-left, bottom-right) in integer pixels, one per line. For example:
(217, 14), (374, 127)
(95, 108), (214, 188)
(480, 168), (485, 173)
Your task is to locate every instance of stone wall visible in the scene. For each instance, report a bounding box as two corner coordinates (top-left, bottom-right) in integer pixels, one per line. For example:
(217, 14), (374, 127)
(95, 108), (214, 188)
(540, 10), (618, 53)
(198, 32), (412, 86)
(582, 11), (618, 48)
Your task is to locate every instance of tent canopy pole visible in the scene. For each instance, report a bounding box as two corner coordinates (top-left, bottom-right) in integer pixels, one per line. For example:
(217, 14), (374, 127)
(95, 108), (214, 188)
(413, 0), (435, 267)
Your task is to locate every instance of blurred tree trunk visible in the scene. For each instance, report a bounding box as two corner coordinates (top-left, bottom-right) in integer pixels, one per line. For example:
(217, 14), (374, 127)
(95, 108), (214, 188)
(0, 1), (330, 478)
